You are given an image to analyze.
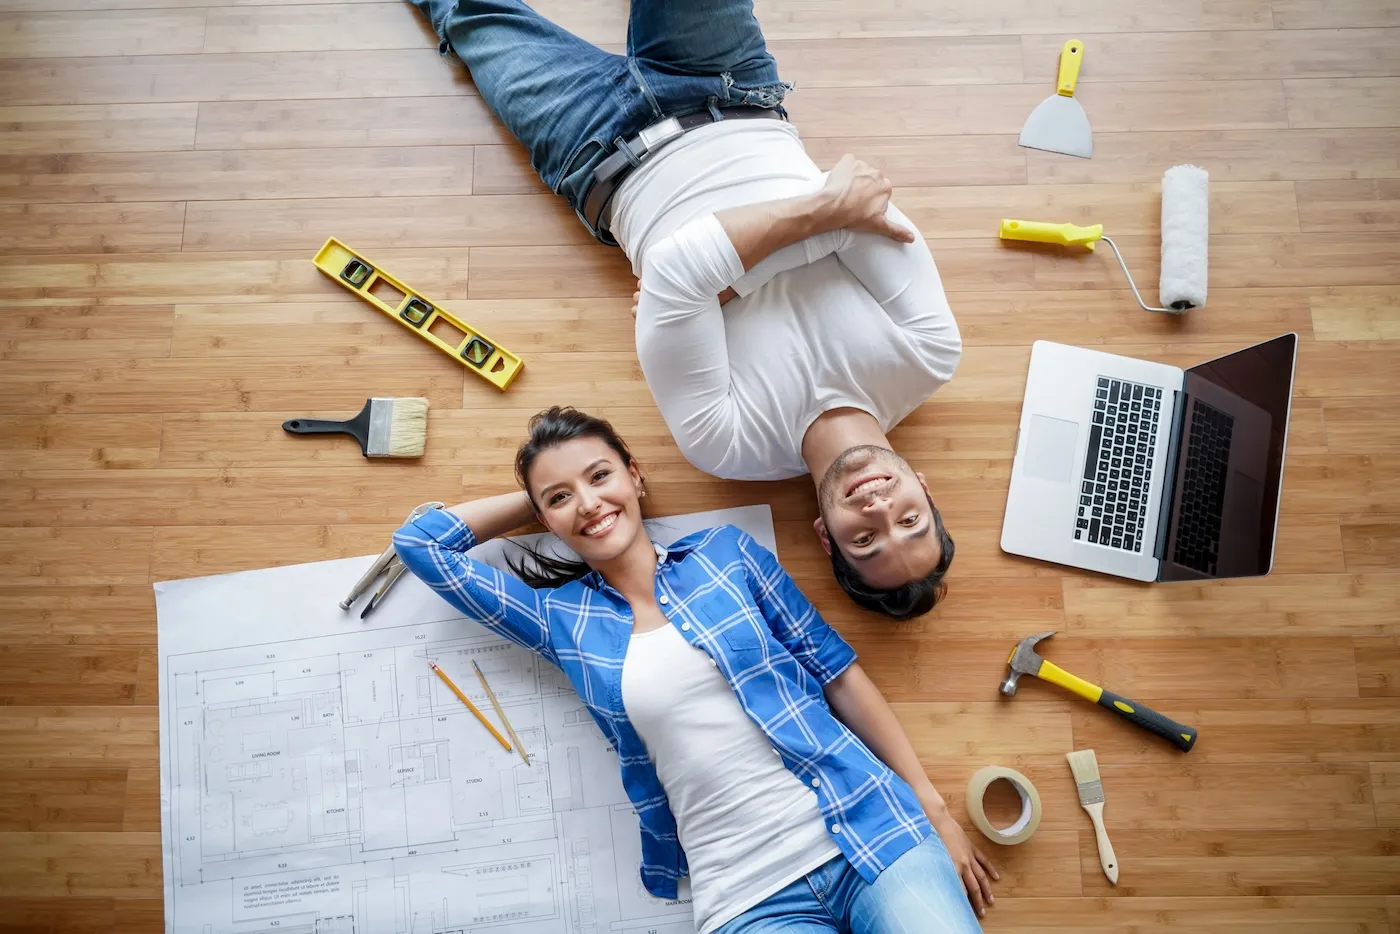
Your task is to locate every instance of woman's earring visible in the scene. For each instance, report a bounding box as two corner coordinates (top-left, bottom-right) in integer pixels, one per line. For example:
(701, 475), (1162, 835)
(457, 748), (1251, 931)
(638, 487), (647, 499)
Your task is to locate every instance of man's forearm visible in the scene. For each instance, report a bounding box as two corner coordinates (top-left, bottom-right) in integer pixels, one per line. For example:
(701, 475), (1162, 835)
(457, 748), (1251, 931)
(824, 662), (947, 814)
(715, 191), (838, 271)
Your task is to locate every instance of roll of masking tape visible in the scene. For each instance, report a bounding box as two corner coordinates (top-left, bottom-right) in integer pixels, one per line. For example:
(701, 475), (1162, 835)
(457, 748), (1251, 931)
(965, 765), (1042, 845)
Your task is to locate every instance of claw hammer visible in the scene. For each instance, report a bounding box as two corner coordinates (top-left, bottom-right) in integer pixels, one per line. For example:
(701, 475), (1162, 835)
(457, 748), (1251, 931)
(1000, 631), (1197, 752)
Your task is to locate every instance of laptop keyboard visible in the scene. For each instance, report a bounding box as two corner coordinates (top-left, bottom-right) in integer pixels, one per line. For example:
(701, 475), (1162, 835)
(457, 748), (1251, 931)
(1076, 377), (1163, 552)
(1171, 399), (1236, 575)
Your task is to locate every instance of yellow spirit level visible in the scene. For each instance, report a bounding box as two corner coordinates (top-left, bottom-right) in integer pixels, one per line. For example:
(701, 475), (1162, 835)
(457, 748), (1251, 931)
(313, 237), (523, 391)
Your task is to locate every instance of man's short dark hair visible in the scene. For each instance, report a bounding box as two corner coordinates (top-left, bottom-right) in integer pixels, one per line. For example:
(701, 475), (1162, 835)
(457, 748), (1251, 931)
(829, 496), (954, 621)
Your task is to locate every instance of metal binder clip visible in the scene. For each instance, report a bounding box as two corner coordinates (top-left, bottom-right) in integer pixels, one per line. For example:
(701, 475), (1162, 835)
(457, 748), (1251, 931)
(340, 501), (444, 619)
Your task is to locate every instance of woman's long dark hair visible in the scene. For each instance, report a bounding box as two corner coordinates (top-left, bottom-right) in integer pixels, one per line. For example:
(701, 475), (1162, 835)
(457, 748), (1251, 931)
(507, 406), (640, 589)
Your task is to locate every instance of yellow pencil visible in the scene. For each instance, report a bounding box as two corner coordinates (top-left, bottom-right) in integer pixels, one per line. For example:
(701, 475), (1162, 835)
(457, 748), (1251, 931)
(429, 660), (512, 753)
(472, 659), (530, 766)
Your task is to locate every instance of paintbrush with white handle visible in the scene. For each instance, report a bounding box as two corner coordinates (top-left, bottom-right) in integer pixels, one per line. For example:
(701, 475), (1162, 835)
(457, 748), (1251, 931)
(1066, 748), (1118, 884)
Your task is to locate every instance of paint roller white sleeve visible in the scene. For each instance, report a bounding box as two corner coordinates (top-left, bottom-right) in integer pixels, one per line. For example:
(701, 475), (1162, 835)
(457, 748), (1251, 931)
(1159, 164), (1209, 311)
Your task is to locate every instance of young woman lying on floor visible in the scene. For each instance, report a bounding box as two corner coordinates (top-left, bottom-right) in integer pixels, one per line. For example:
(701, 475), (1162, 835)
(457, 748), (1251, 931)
(393, 407), (996, 934)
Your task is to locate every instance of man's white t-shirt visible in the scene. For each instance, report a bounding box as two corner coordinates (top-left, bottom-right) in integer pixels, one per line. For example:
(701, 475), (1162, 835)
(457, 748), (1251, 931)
(622, 623), (839, 934)
(611, 118), (963, 481)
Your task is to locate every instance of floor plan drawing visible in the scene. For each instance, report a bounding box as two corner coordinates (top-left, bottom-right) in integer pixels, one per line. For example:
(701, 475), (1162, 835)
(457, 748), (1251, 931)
(156, 506), (776, 934)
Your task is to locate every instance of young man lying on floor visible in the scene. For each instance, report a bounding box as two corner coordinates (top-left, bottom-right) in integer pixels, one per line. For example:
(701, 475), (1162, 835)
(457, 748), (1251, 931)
(410, 0), (963, 619)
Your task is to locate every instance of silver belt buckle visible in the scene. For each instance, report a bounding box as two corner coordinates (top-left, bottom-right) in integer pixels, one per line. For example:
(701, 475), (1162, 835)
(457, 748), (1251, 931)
(638, 116), (683, 154)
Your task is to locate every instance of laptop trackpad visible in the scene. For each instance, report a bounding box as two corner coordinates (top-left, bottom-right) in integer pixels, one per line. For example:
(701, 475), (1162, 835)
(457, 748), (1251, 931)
(1024, 415), (1080, 484)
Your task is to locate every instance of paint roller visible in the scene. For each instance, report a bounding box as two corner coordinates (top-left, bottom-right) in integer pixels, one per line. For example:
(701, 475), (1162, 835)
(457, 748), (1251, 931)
(999, 164), (1209, 313)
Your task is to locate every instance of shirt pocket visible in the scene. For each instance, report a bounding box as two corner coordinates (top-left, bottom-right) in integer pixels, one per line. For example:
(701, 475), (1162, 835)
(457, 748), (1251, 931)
(716, 611), (770, 661)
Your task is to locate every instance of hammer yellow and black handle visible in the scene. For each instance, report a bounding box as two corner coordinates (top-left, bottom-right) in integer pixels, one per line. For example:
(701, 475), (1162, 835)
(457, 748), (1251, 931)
(1037, 660), (1198, 752)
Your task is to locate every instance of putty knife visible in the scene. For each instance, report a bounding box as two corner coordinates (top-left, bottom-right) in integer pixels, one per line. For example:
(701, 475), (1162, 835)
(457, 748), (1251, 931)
(1019, 39), (1092, 159)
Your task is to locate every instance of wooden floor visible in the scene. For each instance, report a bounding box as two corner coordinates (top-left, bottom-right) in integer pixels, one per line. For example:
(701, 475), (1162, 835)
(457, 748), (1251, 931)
(1, 0), (1399, 931)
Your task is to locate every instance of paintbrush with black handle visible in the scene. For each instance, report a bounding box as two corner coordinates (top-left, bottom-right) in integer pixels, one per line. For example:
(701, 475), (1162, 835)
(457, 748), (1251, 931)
(283, 397), (428, 458)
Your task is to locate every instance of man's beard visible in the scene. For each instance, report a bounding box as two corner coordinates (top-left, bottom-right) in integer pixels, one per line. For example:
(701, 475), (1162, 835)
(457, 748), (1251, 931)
(816, 444), (914, 512)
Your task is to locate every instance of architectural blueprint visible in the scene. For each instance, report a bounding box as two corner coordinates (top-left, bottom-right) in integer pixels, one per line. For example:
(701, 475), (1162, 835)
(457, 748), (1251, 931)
(156, 505), (777, 934)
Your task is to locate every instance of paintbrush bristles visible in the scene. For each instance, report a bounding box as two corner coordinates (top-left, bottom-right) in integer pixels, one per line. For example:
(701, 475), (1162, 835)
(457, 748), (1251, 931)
(383, 397), (429, 458)
(1066, 748), (1102, 787)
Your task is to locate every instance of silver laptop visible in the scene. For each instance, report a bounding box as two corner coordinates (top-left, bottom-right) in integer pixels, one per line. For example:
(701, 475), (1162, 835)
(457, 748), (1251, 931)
(1001, 334), (1299, 582)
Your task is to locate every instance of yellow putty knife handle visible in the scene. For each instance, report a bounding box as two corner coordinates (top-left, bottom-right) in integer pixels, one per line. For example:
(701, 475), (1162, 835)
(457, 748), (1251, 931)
(1057, 39), (1084, 97)
(999, 218), (1104, 250)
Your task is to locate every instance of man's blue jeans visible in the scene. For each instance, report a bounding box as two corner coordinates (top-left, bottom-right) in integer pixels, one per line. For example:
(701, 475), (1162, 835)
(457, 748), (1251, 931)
(713, 835), (984, 934)
(409, 0), (790, 242)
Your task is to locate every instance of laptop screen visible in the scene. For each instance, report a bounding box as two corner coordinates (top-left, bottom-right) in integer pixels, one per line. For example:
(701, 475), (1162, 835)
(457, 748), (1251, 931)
(1158, 333), (1299, 581)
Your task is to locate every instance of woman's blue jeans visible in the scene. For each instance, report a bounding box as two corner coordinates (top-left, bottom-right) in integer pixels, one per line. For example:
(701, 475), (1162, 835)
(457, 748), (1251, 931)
(409, 0), (790, 242)
(714, 835), (984, 934)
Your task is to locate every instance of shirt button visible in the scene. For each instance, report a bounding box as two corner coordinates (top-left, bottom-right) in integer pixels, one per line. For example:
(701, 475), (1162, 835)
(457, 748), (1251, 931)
(831, 824), (842, 835)
(811, 778), (821, 789)
(659, 595), (670, 605)
(680, 622), (691, 632)
(710, 658), (718, 668)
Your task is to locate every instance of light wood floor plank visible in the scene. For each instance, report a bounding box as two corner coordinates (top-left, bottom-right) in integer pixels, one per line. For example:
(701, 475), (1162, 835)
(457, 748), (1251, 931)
(1343, 517), (1400, 571)
(0, 103), (197, 154)
(0, 146), (476, 203)
(0, 9), (207, 58)
(1287, 78), (1400, 129)
(166, 299), (636, 361)
(1356, 637), (1400, 696)
(0, 305), (173, 361)
(0, 707), (157, 770)
(1026, 128), (1400, 184)
(772, 36), (1025, 87)
(0, 832), (161, 897)
(1374, 763), (1400, 826)
(0, 202), (184, 254)
(0, 769), (128, 832)
(1272, 0), (1400, 29)
(120, 768), (156, 833)
(1063, 573), (1400, 636)
(0, 527), (151, 585)
(182, 193), (590, 252)
(1297, 179), (1400, 233)
(1324, 398), (1400, 453)
(0, 50), (469, 106)
(987, 896), (1390, 932)
(787, 81), (1289, 137)
(750, 0), (1274, 39)
(1310, 286), (1400, 340)
(202, 2), (434, 53)
(196, 96), (509, 150)
(0, 414), (163, 469)
(0, 250), (473, 305)
(0, 0), (388, 8)
(0, 357), (464, 415)
(1023, 28), (1400, 82)
(0, 586), (156, 646)
(1076, 829), (1400, 897)
(0, 646), (147, 705)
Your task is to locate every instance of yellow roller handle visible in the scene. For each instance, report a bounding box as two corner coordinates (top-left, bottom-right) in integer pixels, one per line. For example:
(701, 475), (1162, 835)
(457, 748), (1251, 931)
(1057, 39), (1084, 97)
(999, 218), (1104, 250)
(1037, 660), (1105, 704)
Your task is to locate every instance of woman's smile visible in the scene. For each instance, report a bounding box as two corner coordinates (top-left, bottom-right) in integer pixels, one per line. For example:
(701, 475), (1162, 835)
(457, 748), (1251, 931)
(580, 510), (622, 538)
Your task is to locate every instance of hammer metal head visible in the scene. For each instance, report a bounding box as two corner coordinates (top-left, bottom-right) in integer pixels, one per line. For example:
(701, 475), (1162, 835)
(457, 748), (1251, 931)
(998, 630), (1057, 696)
